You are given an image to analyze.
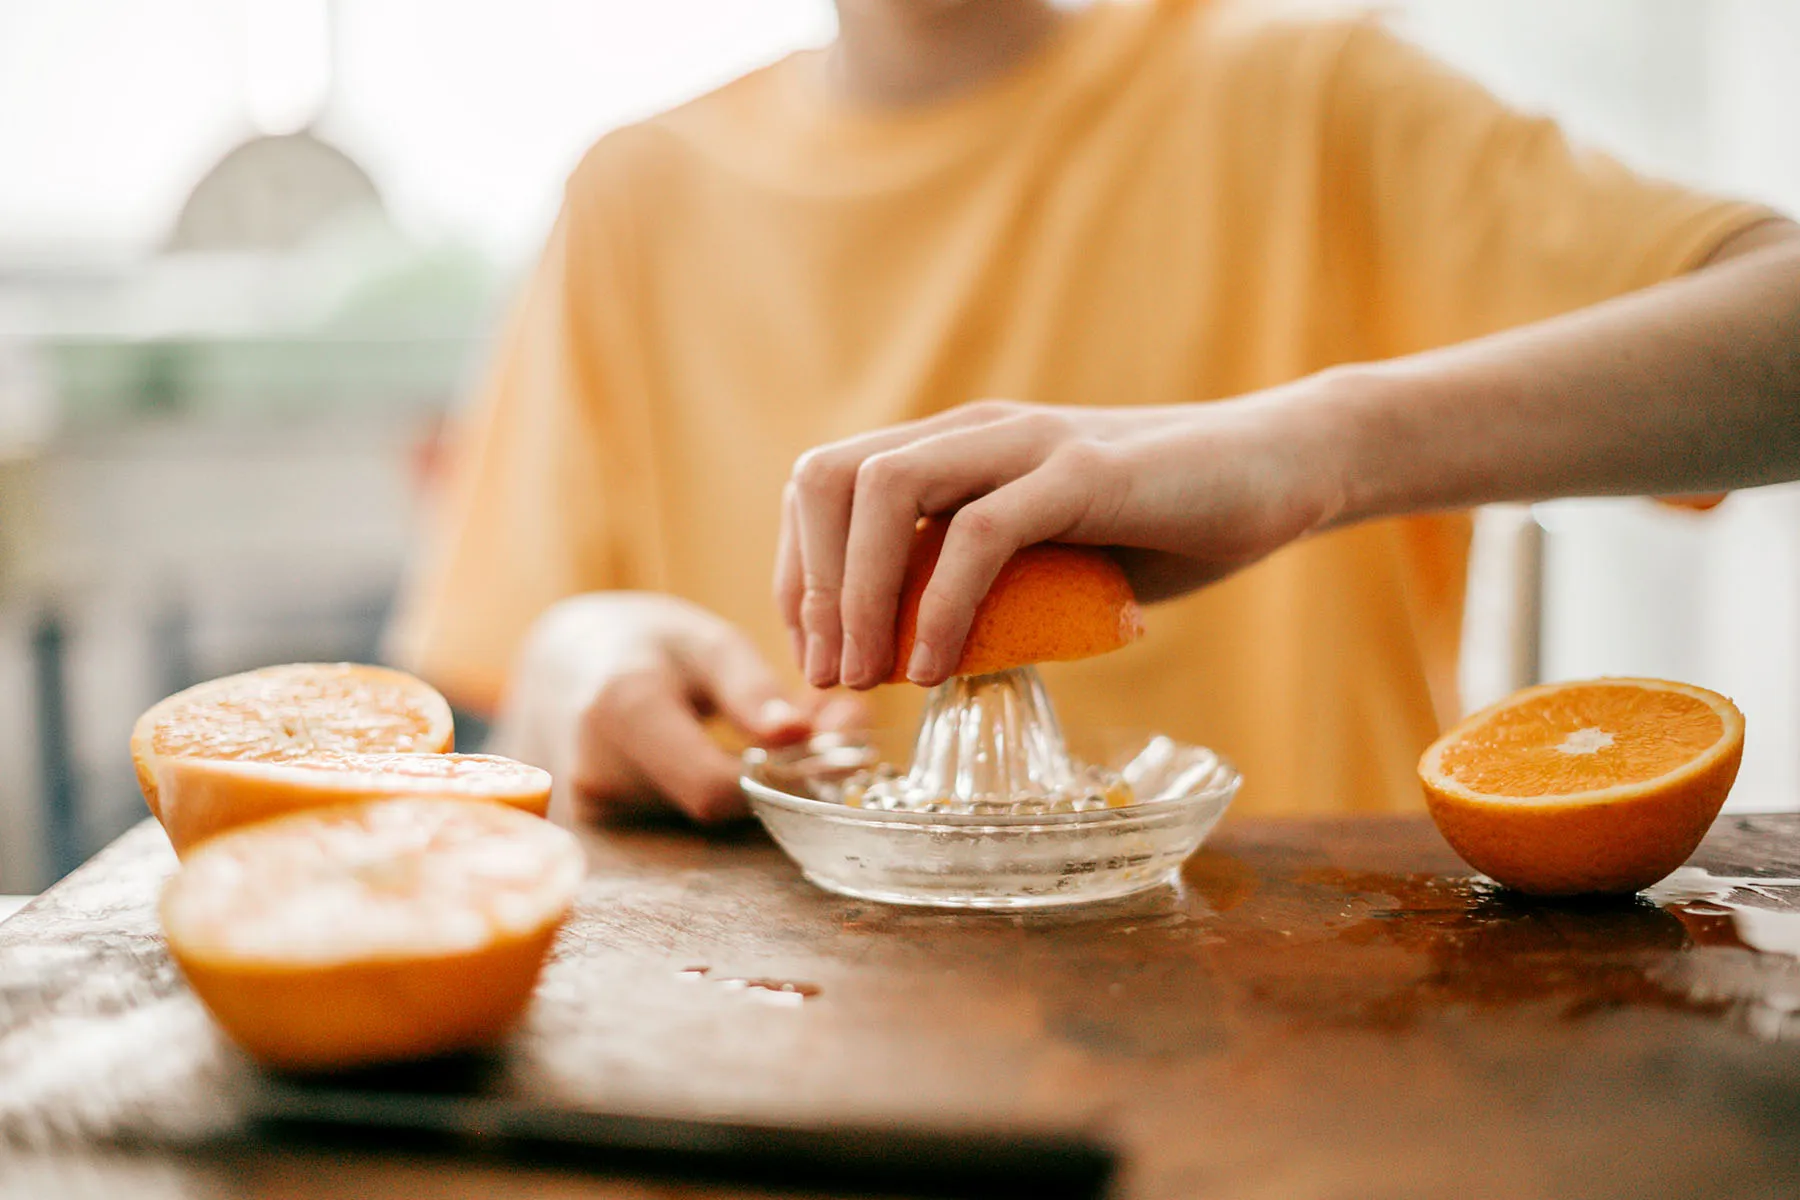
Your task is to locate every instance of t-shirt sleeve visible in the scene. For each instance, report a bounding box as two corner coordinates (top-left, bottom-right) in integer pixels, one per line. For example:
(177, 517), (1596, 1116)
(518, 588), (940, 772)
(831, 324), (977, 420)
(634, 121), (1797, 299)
(1324, 19), (1779, 358)
(385, 185), (623, 714)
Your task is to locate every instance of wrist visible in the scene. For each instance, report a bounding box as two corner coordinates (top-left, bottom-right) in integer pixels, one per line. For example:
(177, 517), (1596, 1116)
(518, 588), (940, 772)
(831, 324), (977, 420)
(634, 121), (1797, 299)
(1283, 362), (1420, 530)
(1253, 368), (1370, 535)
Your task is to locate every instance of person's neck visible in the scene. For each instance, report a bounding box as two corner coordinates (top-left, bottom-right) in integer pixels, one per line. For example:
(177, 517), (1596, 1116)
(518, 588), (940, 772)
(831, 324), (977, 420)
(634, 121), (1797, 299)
(828, 0), (1067, 109)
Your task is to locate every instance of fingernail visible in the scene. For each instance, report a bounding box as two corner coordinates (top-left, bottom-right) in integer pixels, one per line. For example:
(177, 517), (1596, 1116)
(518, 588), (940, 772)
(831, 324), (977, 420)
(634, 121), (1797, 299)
(757, 698), (803, 732)
(805, 633), (832, 686)
(906, 640), (939, 684)
(840, 632), (866, 688)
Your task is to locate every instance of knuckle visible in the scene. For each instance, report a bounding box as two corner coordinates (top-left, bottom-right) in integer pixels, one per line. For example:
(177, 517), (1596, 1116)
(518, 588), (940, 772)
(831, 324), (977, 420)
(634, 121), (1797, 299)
(854, 451), (914, 500)
(800, 584), (841, 621)
(961, 398), (1020, 424)
(1013, 408), (1071, 441)
(950, 505), (1004, 548)
(792, 447), (852, 500)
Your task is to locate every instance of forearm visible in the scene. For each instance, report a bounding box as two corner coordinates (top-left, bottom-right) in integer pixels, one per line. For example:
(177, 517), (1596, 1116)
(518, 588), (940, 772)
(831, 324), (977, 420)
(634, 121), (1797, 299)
(1318, 228), (1800, 525)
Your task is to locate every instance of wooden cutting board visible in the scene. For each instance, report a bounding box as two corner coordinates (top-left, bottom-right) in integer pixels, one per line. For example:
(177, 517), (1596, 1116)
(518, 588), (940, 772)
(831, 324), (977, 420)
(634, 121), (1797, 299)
(4, 814), (1800, 1199)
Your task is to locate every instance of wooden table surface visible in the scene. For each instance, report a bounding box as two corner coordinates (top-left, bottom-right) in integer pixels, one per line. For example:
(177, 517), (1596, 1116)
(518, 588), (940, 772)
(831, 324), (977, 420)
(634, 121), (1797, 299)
(5, 813), (1800, 1200)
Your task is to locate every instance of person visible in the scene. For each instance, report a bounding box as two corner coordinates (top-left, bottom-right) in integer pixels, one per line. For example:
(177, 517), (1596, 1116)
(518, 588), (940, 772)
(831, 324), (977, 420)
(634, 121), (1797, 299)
(389, 0), (1787, 825)
(780, 220), (1800, 691)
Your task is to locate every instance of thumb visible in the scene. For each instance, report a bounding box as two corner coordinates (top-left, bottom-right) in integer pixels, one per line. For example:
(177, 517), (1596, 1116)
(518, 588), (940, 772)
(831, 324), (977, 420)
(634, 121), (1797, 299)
(680, 624), (810, 743)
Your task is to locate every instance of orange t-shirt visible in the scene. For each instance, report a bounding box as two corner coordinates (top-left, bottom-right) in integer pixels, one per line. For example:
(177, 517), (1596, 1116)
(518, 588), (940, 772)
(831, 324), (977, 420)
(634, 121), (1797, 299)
(390, 0), (1769, 815)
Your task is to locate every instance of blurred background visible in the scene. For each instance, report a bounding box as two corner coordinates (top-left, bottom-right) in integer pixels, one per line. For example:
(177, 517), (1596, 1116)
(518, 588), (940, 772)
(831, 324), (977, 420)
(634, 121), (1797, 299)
(1, 0), (1796, 891)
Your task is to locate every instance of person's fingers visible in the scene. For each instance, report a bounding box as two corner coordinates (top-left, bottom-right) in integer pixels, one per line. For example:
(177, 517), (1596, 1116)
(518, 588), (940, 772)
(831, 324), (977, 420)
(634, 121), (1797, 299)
(772, 482), (805, 669)
(790, 446), (855, 689)
(907, 465), (1097, 686)
(787, 402), (1026, 688)
(838, 413), (1067, 687)
(583, 666), (749, 823)
(795, 400), (1024, 474)
(678, 621), (810, 745)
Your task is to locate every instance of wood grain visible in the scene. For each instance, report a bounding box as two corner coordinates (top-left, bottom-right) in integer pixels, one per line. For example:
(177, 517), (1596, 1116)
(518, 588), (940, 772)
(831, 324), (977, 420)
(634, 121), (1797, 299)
(4, 813), (1800, 1199)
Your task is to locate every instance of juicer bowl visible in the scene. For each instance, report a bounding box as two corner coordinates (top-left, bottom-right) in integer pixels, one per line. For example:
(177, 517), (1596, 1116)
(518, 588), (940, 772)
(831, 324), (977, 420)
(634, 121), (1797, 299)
(741, 728), (1240, 909)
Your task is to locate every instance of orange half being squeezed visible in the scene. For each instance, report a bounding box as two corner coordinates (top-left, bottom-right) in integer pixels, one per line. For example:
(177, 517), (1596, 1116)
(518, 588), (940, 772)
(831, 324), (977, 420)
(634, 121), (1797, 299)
(889, 518), (1143, 682)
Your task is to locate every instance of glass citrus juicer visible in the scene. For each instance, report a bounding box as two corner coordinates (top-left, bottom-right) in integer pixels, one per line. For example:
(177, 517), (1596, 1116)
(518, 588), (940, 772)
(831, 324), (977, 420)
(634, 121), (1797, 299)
(742, 526), (1240, 909)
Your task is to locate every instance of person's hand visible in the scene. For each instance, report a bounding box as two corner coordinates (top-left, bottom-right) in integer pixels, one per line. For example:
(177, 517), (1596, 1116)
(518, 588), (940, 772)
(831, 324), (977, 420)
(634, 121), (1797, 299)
(498, 592), (866, 824)
(776, 390), (1346, 690)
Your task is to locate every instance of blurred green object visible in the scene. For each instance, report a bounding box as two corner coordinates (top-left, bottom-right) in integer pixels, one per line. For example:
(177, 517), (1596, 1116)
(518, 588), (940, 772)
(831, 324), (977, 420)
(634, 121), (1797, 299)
(42, 333), (482, 427)
(34, 226), (508, 429)
(318, 238), (504, 338)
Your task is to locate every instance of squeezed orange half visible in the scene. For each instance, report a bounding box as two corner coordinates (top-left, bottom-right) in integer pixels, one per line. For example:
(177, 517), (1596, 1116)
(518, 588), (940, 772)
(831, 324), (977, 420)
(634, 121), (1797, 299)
(155, 752), (551, 855)
(162, 797), (583, 1072)
(132, 663), (454, 820)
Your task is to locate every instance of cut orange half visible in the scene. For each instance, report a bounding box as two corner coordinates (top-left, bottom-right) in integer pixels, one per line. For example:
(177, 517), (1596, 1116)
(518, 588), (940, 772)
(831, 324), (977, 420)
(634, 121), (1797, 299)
(132, 664), (454, 820)
(889, 517), (1144, 683)
(1419, 678), (1744, 896)
(161, 797), (584, 1072)
(154, 752), (552, 856)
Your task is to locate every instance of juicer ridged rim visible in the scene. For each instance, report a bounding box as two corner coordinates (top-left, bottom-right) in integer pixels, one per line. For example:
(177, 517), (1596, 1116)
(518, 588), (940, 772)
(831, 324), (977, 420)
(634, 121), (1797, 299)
(740, 740), (1242, 829)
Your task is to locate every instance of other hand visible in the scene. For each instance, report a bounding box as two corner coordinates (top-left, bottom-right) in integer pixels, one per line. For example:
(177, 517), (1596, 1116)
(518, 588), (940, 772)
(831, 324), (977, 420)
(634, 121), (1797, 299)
(500, 592), (866, 823)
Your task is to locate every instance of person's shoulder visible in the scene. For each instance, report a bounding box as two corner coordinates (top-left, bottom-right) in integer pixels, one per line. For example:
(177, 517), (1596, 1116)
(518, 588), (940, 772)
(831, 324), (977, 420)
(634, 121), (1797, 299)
(653, 53), (805, 144)
(563, 53), (806, 201)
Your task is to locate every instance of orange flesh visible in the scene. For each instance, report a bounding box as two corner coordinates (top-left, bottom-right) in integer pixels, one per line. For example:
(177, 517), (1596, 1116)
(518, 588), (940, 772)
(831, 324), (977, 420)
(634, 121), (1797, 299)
(1437, 685), (1726, 798)
(164, 798), (581, 965)
(162, 797), (582, 1070)
(150, 669), (447, 763)
(154, 752), (551, 855)
(200, 751), (549, 790)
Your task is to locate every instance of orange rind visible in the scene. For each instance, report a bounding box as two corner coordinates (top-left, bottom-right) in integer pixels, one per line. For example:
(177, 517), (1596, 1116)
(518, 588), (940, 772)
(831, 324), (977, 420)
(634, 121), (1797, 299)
(889, 518), (1143, 682)
(132, 663), (454, 820)
(1419, 677), (1744, 895)
(154, 751), (551, 856)
(161, 797), (583, 1072)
